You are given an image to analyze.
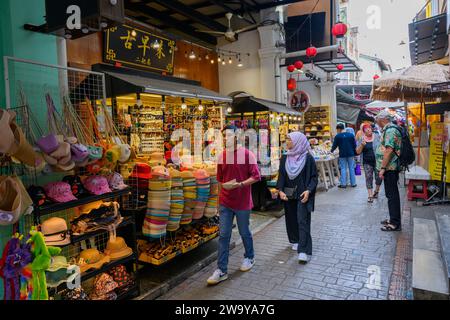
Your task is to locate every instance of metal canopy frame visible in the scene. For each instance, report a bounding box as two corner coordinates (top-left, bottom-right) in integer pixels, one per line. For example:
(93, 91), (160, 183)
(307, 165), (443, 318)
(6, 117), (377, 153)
(314, 52), (362, 73)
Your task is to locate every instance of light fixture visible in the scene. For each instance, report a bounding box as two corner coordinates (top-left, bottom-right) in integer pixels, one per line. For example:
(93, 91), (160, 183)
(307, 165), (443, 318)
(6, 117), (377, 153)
(189, 50), (196, 60)
(136, 93), (143, 107)
(210, 59), (215, 64)
(222, 60), (226, 65)
(152, 39), (160, 49)
(64, 31), (72, 39)
(206, 54), (210, 60)
(289, 116), (292, 120)
(283, 116), (288, 121)
(198, 100), (204, 111)
(100, 21), (108, 29)
(270, 114), (274, 118)
(227, 107), (232, 113)
(181, 98), (187, 110)
(184, 51), (188, 58)
(237, 59), (243, 68)
(218, 56), (222, 63)
(131, 30), (137, 37)
(161, 95), (166, 109)
(81, 26), (90, 34)
(228, 57), (232, 64)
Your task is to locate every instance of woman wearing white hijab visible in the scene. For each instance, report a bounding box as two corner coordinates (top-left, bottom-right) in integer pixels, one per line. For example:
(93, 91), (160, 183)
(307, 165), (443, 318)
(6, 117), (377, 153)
(276, 132), (318, 264)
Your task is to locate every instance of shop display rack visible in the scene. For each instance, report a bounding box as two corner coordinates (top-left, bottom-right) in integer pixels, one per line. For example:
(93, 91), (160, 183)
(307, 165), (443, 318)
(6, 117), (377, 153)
(34, 188), (131, 218)
(81, 253), (137, 282)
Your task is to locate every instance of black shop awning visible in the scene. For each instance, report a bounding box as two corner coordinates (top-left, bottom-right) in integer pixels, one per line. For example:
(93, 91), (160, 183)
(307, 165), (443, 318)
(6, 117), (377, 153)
(231, 96), (302, 116)
(90, 63), (232, 102)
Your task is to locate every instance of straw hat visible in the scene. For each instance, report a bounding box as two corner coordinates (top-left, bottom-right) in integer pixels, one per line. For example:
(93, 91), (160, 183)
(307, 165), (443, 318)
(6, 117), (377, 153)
(77, 249), (111, 273)
(104, 237), (133, 260)
(0, 176), (33, 226)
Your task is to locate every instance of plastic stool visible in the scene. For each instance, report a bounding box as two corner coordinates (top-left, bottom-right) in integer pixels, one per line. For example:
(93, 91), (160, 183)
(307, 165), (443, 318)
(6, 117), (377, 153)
(407, 180), (428, 201)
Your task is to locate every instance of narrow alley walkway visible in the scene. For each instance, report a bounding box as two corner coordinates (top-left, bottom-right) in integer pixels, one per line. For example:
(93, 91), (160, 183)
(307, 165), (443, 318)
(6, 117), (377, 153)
(160, 176), (409, 300)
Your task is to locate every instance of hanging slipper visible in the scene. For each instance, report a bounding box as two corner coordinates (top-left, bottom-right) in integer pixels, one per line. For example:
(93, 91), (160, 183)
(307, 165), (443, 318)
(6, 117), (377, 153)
(36, 134), (59, 154)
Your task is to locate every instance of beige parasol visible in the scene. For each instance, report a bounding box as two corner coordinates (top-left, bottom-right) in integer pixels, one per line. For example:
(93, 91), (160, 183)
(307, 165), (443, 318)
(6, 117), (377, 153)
(371, 63), (450, 167)
(371, 63), (450, 103)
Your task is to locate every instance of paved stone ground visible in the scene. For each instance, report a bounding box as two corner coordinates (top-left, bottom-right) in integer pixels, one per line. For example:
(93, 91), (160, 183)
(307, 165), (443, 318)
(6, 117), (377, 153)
(160, 176), (410, 300)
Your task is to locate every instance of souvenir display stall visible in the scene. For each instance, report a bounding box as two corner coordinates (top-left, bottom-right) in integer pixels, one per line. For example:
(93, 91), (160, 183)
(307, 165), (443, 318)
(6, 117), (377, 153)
(300, 106), (333, 147)
(81, 66), (232, 268)
(226, 95), (302, 211)
(0, 94), (140, 301)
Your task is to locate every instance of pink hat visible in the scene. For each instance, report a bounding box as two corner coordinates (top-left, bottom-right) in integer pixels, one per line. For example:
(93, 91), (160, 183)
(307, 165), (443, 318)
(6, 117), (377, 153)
(107, 173), (128, 191)
(44, 182), (77, 203)
(83, 176), (112, 195)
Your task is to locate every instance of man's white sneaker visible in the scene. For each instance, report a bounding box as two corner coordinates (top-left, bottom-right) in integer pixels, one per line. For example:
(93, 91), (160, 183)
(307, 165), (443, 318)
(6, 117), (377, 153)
(291, 243), (298, 251)
(298, 253), (309, 264)
(207, 269), (228, 285)
(240, 258), (255, 272)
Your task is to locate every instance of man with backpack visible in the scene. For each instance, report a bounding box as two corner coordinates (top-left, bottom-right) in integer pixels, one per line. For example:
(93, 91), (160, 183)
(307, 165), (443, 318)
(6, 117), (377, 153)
(375, 109), (410, 232)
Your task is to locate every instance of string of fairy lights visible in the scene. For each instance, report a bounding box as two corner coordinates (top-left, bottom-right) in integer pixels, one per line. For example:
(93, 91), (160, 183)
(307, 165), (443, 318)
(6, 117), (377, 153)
(182, 42), (251, 68)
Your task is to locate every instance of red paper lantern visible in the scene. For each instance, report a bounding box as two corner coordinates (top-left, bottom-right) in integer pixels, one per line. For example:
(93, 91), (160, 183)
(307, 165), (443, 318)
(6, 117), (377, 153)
(337, 64), (344, 71)
(287, 78), (297, 92)
(332, 22), (348, 38)
(373, 74), (380, 80)
(294, 60), (304, 70)
(306, 46), (318, 58)
(287, 65), (296, 73)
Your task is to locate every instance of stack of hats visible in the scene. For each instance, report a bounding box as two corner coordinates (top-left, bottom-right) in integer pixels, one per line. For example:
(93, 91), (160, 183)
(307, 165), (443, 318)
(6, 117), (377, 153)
(180, 170), (196, 225)
(167, 168), (184, 232)
(205, 166), (219, 218)
(193, 169), (210, 220)
(143, 166), (172, 238)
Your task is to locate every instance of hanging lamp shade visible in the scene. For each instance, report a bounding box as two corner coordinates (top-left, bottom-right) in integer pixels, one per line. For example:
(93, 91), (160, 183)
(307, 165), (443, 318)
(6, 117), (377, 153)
(287, 65), (296, 73)
(287, 78), (297, 92)
(337, 64), (344, 71)
(306, 46), (318, 58)
(332, 22), (348, 38)
(294, 61), (304, 70)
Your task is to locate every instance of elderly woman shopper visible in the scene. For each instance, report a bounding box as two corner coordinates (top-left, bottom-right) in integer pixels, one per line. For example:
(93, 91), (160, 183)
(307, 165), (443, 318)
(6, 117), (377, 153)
(276, 132), (318, 264)
(356, 123), (382, 203)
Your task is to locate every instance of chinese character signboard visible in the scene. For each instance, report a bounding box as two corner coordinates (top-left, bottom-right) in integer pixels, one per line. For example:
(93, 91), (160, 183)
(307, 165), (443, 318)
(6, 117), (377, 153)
(104, 24), (175, 74)
(429, 122), (450, 183)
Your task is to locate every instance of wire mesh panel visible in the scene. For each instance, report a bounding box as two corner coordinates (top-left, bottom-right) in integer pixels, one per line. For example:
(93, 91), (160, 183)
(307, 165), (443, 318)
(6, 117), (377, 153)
(4, 56), (106, 134)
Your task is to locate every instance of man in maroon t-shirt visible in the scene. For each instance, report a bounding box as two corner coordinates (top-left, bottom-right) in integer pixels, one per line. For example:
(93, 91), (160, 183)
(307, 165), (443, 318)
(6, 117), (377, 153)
(207, 125), (261, 286)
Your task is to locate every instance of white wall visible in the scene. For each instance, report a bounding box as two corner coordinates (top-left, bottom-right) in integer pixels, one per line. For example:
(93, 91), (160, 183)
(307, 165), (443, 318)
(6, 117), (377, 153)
(218, 30), (262, 97)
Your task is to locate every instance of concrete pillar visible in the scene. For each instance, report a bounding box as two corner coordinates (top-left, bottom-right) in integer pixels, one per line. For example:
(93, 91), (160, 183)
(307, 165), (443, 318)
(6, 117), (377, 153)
(318, 81), (338, 134)
(257, 16), (285, 102)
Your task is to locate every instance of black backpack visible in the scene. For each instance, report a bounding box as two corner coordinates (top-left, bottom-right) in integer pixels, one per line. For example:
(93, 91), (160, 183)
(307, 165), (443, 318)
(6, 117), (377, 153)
(385, 126), (415, 171)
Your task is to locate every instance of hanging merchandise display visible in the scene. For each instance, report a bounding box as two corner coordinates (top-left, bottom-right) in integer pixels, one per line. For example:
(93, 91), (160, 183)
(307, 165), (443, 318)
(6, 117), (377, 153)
(167, 168), (184, 232)
(193, 169), (210, 220)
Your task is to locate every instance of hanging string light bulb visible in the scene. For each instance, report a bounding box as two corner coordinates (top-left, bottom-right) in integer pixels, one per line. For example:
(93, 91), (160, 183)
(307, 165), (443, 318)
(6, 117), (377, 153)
(181, 97), (187, 110)
(198, 100), (204, 111)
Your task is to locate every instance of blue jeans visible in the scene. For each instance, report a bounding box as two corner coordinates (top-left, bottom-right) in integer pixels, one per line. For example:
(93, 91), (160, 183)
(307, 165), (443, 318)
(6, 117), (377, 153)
(339, 157), (356, 187)
(218, 205), (254, 274)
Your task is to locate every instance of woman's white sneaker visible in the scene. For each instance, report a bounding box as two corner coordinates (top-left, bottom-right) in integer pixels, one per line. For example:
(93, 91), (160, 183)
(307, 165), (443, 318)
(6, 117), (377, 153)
(298, 253), (309, 264)
(291, 243), (298, 251)
(207, 269), (228, 285)
(240, 258), (255, 272)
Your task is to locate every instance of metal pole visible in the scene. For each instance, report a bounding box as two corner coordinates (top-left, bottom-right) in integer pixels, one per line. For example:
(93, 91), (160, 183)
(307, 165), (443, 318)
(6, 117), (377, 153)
(280, 44), (340, 59)
(4, 56), (11, 109)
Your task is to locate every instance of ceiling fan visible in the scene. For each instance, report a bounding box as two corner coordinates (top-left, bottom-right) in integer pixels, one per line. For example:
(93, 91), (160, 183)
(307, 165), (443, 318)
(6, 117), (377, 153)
(196, 13), (259, 42)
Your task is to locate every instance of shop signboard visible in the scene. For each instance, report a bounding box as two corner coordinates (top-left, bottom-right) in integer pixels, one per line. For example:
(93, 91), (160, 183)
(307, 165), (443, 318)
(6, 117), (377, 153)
(429, 122), (450, 182)
(431, 82), (450, 92)
(104, 24), (175, 74)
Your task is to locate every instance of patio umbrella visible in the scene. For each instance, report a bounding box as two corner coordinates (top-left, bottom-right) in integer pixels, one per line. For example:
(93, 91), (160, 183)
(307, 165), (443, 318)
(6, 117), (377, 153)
(371, 63), (450, 166)
(371, 63), (450, 103)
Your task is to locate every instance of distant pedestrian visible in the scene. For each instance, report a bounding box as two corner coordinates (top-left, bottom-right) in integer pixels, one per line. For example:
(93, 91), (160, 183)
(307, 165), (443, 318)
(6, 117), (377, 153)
(375, 110), (403, 232)
(331, 124), (357, 188)
(207, 125), (261, 285)
(356, 123), (382, 203)
(276, 132), (318, 264)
